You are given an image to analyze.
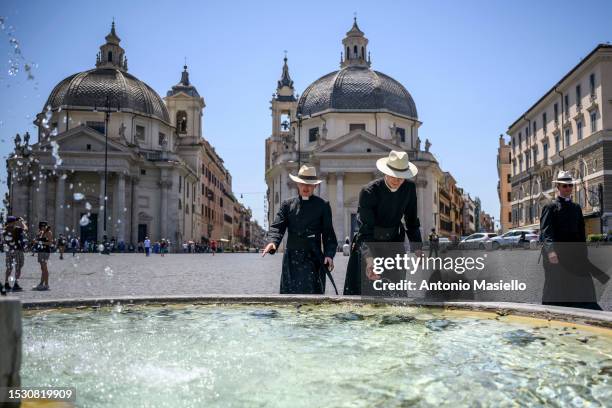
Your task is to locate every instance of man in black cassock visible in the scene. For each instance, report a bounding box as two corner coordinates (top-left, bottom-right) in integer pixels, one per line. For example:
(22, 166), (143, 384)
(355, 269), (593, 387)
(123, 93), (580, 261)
(540, 170), (608, 310)
(344, 150), (423, 296)
(263, 164), (338, 294)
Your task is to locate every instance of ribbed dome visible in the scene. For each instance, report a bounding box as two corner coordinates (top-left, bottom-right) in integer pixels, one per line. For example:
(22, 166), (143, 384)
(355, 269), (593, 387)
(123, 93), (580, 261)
(44, 68), (170, 122)
(297, 66), (417, 119)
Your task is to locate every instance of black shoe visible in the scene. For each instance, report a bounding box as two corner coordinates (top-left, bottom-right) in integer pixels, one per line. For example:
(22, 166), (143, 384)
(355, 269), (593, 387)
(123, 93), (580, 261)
(12, 282), (22, 292)
(3, 282), (10, 291)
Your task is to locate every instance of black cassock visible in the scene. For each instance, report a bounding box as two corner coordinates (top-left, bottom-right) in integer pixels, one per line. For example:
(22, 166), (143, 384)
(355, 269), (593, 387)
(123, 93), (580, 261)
(267, 195), (338, 294)
(540, 196), (606, 309)
(343, 178), (423, 295)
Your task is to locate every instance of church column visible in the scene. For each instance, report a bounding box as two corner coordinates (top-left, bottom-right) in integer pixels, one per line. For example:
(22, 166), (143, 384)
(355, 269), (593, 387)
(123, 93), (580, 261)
(116, 173), (126, 243)
(131, 176), (139, 244)
(54, 173), (65, 235)
(28, 179), (36, 231)
(319, 172), (328, 200)
(159, 179), (169, 240)
(38, 171), (47, 222)
(336, 172), (345, 244)
(98, 172), (105, 242)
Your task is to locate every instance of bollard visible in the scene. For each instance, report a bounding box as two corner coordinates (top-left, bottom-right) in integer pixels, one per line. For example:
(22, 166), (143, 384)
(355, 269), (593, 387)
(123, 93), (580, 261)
(0, 298), (21, 408)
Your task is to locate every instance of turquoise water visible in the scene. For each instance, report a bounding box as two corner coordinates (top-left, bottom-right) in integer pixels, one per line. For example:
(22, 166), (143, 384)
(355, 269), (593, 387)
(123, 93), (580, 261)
(22, 303), (612, 407)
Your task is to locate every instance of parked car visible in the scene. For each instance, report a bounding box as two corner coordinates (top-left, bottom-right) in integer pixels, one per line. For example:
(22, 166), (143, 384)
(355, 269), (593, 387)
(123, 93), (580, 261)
(490, 229), (538, 250)
(458, 233), (498, 250)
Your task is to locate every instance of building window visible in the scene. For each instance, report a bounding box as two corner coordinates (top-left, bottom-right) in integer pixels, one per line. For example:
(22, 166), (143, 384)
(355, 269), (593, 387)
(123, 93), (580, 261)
(179, 176), (182, 193)
(564, 94), (569, 116)
(507, 192), (511, 202)
(564, 128), (570, 147)
(140, 169), (146, 175)
(554, 103), (559, 124)
(135, 125), (145, 141)
(397, 127), (406, 143)
(349, 123), (366, 132)
(590, 111), (597, 132)
(532, 146), (537, 163)
(220, 197), (224, 208)
(86, 121), (105, 134)
(577, 120), (583, 140)
(590, 73), (596, 96)
(576, 85), (581, 108)
(308, 127), (319, 143)
(532, 121), (536, 137)
(507, 174), (511, 183)
(86, 144), (92, 151)
(543, 143), (548, 163)
(513, 161), (517, 176)
(158, 132), (166, 146)
(525, 152), (530, 169)
(178, 199), (182, 210)
(186, 183), (189, 198)
(107, 51), (112, 62)
(554, 135), (560, 153)
(518, 132), (522, 148)
(508, 212), (511, 223)
(542, 112), (547, 133)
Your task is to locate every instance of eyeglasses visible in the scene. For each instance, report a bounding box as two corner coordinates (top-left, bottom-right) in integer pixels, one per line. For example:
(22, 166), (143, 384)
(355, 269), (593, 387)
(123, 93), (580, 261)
(559, 184), (573, 188)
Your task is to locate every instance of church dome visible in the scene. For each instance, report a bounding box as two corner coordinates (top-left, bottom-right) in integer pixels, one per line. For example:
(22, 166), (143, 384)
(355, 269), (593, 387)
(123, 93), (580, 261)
(44, 67), (170, 123)
(297, 65), (417, 119)
(42, 22), (170, 123)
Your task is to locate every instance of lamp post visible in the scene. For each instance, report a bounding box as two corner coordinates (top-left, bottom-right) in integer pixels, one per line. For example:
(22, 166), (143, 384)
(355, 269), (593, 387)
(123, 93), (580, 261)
(95, 95), (120, 237)
(296, 111), (302, 169)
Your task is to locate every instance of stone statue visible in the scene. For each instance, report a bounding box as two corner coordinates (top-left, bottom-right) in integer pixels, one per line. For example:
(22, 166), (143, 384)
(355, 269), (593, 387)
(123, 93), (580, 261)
(14, 133), (21, 151)
(23, 132), (30, 147)
(416, 136), (421, 151)
(425, 138), (431, 152)
(119, 122), (126, 140)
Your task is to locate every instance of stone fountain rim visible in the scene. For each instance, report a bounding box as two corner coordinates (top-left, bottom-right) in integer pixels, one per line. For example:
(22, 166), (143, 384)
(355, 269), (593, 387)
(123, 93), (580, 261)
(15, 295), (612, 329)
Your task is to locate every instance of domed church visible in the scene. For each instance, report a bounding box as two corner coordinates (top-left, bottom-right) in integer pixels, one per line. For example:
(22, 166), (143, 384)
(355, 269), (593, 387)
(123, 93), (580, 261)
(7, 23), (209, 249)
(265, 19), (443, 244)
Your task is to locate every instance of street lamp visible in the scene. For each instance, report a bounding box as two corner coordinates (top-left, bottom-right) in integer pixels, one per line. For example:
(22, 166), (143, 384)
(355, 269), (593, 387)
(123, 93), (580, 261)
(296, 111), (302, 168)
(94, 94), (121, 237)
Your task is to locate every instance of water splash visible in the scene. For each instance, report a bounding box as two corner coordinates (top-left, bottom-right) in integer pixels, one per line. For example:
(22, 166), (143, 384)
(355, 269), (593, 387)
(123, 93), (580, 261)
(104, 266), (114, 277)
(79, 214), (90, 227)
(73, 192), (85, 201)
(50, 140), (62, 166)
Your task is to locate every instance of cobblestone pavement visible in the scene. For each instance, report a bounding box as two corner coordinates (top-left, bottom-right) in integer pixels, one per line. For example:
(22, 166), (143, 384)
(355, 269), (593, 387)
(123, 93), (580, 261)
(2, 251), (610, 310)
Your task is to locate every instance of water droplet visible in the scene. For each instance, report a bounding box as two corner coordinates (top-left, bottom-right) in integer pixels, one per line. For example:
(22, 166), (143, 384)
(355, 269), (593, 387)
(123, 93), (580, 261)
(79, 214), (90, 226)
(98, 244), (105, 252)
(73, 192), (84, 201)
(8, 275), (15, 285)
(104, 266), (114, 277)
(85, 202), (92, 211)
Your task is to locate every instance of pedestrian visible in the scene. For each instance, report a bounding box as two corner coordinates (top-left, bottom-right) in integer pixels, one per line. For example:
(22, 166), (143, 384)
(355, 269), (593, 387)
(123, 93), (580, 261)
(540, 170), (609, 310)
(57, 234), (67, 260)
(3, 216), (28, 292)
(70, 236), (79, 256)
(33, 221), (53, 291)
(144, 236), (151, 256)
(428, 228), (440, 258)
(210, 239), (217, 256)
(263, 164), (338, 294)
(343, 150), (423, 295)
(160, 239), (167, 257)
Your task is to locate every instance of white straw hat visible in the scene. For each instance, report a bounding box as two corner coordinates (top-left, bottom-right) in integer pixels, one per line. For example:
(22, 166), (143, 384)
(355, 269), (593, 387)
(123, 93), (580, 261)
(552, 170), (578, 185)
(289, 164), (322, 185)
(376, 150), (418, 179)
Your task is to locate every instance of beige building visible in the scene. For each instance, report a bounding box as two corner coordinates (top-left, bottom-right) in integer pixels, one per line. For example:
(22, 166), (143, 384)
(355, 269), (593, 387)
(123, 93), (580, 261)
(436, 171), (463, 240)
(462, 194), (476, 235)
(497, 134), (512, 232)
(6, 23), (252, 250)
(265, 20), (446, 246)
(508, 44), (612, 234)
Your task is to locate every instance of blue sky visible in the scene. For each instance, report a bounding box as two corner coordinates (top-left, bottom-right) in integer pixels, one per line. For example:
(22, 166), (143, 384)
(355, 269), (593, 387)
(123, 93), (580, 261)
(1, 0), (611, 227)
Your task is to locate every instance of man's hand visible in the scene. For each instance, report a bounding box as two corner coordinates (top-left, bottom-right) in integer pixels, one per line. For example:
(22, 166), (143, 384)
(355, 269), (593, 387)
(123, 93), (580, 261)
(324, 257), (334, 271)
(262, 243), (276, 257)
(414, 249), (423, 258)
(365, 257), (380, 281)
(547, 251), (559, 264)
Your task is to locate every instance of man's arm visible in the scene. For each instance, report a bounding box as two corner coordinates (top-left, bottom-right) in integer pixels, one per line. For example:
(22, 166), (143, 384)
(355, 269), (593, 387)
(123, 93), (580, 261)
(263, 200), (289, 255)
(539, 203), (555, 252)
(322, 201), (338, 259)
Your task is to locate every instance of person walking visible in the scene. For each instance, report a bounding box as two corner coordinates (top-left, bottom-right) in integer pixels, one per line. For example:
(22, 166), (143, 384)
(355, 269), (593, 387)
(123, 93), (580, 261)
(33, 221), (53, 291)
(160, 239), (168, 257)
(57, 234), (67, 260)
(263, 164), (338, 294)
(540, 170), (609, 310)
(144, 236), (151, 256)
(70, 236), (79, 256)
(210, 239), (217, 256)
(343, 151), (423, 295)
(428, 228), (440, 258)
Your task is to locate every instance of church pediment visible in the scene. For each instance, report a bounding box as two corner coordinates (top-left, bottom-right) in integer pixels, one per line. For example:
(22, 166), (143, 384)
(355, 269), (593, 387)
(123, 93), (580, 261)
(40, 125), (130, 154)
(315, 129), (399, 155)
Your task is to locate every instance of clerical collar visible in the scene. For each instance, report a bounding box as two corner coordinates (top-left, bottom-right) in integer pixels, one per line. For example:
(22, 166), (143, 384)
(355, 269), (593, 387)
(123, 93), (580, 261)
(557, 195), (572, 202)
(384, 179), (399, 192)
(300, 195), (310, 200)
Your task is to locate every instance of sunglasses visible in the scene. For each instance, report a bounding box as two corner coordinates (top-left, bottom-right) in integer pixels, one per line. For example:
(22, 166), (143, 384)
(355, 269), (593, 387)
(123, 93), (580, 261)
(559, 184), (573, 188)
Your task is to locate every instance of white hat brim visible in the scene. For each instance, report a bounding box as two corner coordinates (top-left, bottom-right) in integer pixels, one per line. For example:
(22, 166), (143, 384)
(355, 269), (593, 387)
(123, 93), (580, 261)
(289, 173), (322, 185)
(376, 157), (418, 179)
(552, 179), (578, 184)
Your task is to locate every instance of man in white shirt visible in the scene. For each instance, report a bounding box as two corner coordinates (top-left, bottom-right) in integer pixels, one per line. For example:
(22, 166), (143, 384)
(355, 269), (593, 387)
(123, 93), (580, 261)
(144, 236), (151, 257)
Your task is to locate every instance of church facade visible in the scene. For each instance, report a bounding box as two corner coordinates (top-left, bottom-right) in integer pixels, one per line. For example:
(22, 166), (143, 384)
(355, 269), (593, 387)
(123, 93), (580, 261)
(265, 20), (447, 245)
(6, 23), (241, 250)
